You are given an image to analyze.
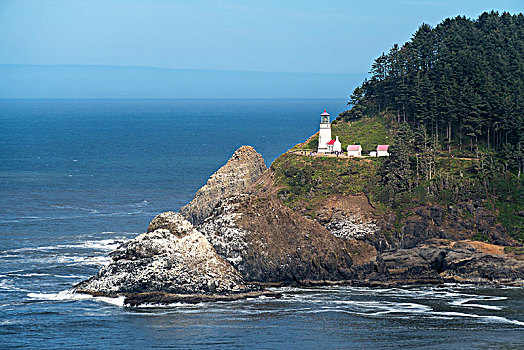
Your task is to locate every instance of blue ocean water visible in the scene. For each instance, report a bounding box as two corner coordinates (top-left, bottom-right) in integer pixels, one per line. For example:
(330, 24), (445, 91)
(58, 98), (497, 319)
(0, 99), (523, 349)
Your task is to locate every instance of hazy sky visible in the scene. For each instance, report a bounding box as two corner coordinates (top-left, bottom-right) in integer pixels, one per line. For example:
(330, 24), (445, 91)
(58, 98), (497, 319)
(1, 0), (522, 74)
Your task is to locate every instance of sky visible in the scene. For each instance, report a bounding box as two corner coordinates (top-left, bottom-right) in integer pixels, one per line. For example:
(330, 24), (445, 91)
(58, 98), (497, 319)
(0, 0), (522, 97)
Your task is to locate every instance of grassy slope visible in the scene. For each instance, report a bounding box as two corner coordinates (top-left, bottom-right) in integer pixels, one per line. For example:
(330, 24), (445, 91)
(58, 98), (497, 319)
(271, 153), (385, 219)
(293, 115), (392, 153)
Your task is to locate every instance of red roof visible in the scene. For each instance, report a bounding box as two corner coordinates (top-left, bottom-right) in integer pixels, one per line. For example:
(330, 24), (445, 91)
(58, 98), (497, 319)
(321, 109), (330, 116)
(377, 145), (389, 151)
(348, 145), (361, 151)
(327, 140), (336, 145)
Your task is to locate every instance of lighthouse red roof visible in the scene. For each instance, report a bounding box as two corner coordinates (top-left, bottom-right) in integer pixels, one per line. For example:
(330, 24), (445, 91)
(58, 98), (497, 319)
(377, 145), (389, 151)
(348, 145), (362, 151)
(327, 140), (336, 145)
(321, 109), (330, 116)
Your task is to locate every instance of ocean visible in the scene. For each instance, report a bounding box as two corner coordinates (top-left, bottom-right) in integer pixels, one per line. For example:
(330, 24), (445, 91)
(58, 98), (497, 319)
(0, 99), (523, 349)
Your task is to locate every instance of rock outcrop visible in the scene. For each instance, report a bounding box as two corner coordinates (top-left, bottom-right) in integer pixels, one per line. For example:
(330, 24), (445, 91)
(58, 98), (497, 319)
(76, 212), (254, 301)
(198, 194), (376, 284)
(314, 195), (389, 252)
(180, 146), (266, 225)
(379, 239), (524, 286)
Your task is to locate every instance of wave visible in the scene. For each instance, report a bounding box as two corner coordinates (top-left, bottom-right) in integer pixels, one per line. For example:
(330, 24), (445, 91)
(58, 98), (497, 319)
(55, 255), (112, 266)
(5, 238), (128, 254)
(0, 280), (30, 292)
(1, 254), (112, 267)
(27, 290), (125, 307)
(71, 238), (125, 251)
(0, 210), (147, 223)
(431, 311), (524, 326)
(450, 297), (506, 310)
(132, 302), (206, 309)
(6, 272), (50, 277)
(264, 286), (524, 328)
(54, 275), (85, 279)
(51, 205), (99, 213)
(298, 299), (523, 327)
(132, 200), (149, 207)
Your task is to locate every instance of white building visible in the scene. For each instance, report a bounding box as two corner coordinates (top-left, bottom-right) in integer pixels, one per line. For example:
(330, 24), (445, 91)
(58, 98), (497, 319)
(327, 136), (342, 153)
(317, 109), (332, 153)
(377, 145), (390, 156)
(369, 151), (377, 157)
(347, 145), (362, 157)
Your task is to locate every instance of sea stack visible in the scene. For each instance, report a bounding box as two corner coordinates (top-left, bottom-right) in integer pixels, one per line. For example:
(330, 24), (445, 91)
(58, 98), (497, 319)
(75, 212), (254, 302)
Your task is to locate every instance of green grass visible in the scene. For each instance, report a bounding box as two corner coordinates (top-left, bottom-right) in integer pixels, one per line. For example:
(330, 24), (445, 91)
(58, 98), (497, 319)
(494, 199), (524, 243)
(473, 233), (490, 242)
(271, 153), (383, 214)
(489, 173), (524, 243)
(504, 246), (524, 255)
(332, 115), (392, 153)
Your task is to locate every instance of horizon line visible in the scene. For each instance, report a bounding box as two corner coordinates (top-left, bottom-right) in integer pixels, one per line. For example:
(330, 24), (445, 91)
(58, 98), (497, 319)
(0, 63), (364, 76)
(0, 97), (349, 100)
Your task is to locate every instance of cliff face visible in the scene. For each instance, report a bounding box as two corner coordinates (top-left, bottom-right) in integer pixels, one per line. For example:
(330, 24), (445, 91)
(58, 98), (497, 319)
(180, 146), (266, 225)
(198, 194), (378, 283)
(75, 212), (252, 298)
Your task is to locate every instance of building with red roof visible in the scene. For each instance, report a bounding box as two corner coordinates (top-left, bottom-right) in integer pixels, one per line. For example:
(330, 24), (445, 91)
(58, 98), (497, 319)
(347, 144), (362, 157)
(326, 136), (342, 153)
(377, 145), (390, 156)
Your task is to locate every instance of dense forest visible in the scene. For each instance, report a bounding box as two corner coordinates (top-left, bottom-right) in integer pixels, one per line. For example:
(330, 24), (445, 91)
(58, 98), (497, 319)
(337, 12), (524, 240)
(342, 11), (523, 172)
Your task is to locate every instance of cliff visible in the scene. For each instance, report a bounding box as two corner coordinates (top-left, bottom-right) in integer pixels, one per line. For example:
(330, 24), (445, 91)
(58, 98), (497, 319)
(180, 146), (266, 225)
(198, 194), (376, 284)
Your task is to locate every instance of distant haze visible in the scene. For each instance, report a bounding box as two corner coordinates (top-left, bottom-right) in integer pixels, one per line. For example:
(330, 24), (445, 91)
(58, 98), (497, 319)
(1, 0), (521, 98)
(0, 65), (364, 99)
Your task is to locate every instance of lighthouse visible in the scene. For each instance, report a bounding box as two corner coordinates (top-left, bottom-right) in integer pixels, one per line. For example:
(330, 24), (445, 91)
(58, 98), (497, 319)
(317, 109), (332, 153)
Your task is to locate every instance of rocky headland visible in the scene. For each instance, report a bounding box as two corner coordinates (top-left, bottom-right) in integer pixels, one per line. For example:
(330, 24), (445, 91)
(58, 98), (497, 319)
(76, 145), (524, 305)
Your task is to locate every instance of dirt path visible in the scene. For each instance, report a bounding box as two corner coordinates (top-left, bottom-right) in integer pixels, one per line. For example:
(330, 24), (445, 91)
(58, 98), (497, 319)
(288, 150), (479, 161)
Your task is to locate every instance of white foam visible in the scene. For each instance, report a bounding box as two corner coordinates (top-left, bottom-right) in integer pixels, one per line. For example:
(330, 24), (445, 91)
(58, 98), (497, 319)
(98, 295), (126, 307)
(133, 302), (202, 309)
(51, 205), (98, 213)
(9, 238), (126, 253)
(0, 280), (30, 292)
(7, 273), (50, 277)
(56, 255), (112, 266)
(450, 298), (504, 310)
(432, 311), (524, 326)
(27, 290), (125, 307)
(79, 239), (124, 250)
(54, 274), (85, 279)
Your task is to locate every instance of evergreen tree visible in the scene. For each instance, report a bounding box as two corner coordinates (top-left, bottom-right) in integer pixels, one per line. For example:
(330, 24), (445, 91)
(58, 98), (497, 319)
(380, 123), (414, 197)
(349, 11), (524, 172)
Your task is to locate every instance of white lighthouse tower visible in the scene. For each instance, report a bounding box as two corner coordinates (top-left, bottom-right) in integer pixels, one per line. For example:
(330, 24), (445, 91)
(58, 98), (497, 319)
(317, 109), (332, 153)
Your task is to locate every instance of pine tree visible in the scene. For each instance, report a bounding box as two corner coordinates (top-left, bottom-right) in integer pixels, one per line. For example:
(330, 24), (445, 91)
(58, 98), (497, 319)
(380, 123), (414, 197)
